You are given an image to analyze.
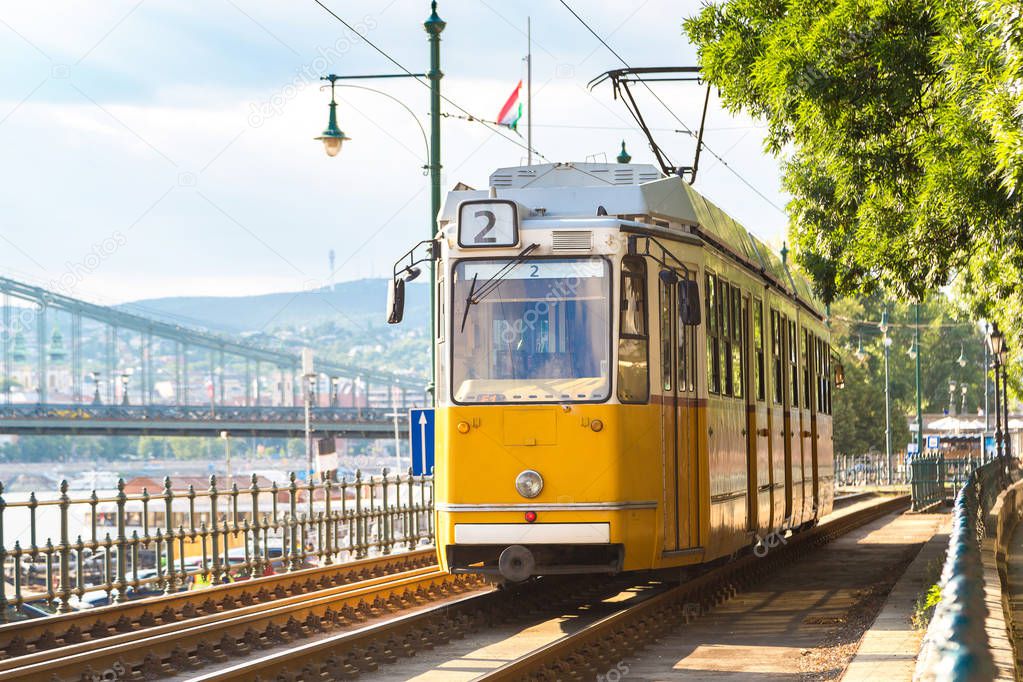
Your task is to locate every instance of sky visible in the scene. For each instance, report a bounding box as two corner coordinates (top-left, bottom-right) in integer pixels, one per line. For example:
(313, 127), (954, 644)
(0, 0), (789, 306)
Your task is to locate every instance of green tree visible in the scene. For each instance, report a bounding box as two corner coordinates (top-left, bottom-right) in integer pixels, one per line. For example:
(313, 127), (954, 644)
(830, 292), (988, 456)
(684, 0), (1023, 366)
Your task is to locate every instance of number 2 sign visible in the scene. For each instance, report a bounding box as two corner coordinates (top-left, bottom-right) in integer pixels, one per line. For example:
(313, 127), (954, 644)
(457, 199), (519, 248)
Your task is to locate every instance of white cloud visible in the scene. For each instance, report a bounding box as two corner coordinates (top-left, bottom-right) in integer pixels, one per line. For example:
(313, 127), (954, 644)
(0, 0), (789, 305)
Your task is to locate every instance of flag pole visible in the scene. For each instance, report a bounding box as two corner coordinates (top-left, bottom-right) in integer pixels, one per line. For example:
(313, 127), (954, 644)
(527, 16), (532, 165)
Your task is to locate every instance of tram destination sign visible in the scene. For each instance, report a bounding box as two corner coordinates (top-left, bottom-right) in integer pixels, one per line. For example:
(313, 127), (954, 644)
(458, 199), (519, 248)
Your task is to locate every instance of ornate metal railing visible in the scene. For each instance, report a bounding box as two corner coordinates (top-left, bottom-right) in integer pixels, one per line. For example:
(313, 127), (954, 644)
(0, 470), (434, 620)
(910, 455), (945, 511)
(914, 459), (1012, 681)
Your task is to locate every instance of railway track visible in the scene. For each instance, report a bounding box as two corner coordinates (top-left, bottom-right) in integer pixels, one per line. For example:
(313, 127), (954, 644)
(1, 565), (481, 681)
(0, 549), (437, 674)
(164, 494), (909, 681)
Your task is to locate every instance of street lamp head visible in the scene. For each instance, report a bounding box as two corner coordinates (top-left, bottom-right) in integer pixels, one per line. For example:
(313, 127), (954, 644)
(879, 309), (889, 334)
(316, 76), (352, 157)
(988, 321), (1004, 356)
(957, 343), (967, 367)
(853, 335), (866, 364)
(883, 334), (893, 348)
(907, 340), (918, 359)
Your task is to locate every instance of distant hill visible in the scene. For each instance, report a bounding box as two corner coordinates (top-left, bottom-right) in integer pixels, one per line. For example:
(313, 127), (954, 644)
(116, 278), (429, 334)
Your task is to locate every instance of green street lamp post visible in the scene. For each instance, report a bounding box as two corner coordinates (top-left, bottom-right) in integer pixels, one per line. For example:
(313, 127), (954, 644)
(879, 308), (892, 483)
(1001, 341), (1011, 462)
(988, 322), (1005, 465)
(915, 302), (923, 460)
(316, 1), (445, 405)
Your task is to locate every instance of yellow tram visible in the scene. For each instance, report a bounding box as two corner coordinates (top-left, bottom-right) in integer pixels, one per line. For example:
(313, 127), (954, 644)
(389, 161), (835, 581)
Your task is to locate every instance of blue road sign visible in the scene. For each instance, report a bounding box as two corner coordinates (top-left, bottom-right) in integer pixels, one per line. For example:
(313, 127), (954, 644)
(926, 435), (940, 450)
(409, 408), (435, 476)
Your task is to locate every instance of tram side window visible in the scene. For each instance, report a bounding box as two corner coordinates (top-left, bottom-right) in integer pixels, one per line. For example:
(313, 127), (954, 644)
(753, 298), (765, 402)
(816, 337), (826, 413)
(771, 310), (783, 404)
(659, 277), (672, 392)
(437, 278), (445, 342)
(732, 287), (743, 399)
(617, 257), (649, 403)
(788, 319), (799, 408)
(679, 273), (697, 393)
(822, 343), (830, 413)
(706, 272), (720, 394)
(802, 328), (811, 411)
(720, 280), (733, 396)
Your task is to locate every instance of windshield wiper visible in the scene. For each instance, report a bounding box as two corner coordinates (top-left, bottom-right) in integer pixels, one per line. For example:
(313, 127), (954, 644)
(459, 243), (539, 332)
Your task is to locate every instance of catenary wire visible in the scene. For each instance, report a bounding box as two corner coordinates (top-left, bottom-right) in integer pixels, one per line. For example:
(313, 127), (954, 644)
(557, 0), (787, 215)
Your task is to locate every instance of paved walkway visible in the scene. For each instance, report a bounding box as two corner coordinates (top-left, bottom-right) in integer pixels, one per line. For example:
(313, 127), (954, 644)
(841, 516), (949, 681)
(625, 510), (946, 681)
(1002, 514), (1023, 675)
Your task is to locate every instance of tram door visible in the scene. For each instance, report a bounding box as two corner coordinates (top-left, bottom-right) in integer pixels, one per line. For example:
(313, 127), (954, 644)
(659, 271), (698, 553)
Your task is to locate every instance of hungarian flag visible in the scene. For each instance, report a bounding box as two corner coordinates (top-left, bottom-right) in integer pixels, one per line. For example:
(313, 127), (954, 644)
(497, 80), (523, 130)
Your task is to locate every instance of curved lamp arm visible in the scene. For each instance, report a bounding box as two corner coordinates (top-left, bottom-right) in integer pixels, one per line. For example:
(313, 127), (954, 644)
(321, 82), (430, 173)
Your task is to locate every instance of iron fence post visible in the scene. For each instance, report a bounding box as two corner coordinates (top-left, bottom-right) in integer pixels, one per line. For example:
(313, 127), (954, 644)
(382, 469), (391, 555)
(355, 470), (365, 559)
(250, 474), (262, 576)
(209, 476), (222, 583)
(12, 541), (21, 613)
(288, 472), (300, 570)
(407, 468), (416, 550)
(74, 535), (84, 601)
(0, 482), (7, 621)
(27, 491), (37, 560)
(58, 480), (71, 613)
(163, 477), (176, 592)
(114, 479), (127, 603)
(323, 477), (334, 565)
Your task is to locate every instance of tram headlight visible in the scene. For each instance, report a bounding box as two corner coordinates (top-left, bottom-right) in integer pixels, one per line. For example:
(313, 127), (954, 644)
(515, 470), (544, 499)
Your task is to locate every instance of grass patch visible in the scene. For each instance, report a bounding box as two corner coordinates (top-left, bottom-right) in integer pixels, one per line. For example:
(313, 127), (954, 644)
(912, 557), (945, 630)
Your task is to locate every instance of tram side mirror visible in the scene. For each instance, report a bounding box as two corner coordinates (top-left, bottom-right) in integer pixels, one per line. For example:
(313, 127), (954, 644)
(678, 279), (701, 326)
(834, 363), (846, 389)
(386, 277), (405, 324)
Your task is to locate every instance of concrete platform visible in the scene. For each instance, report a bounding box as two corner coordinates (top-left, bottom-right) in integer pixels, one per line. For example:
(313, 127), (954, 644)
(841, 516), (949, 681)
(625, 510), (946, 681)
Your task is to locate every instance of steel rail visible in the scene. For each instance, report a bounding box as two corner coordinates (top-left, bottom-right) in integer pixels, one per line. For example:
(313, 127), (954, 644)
(173, 495), (910, 682)
(479, 495), (911, 680)
(0, 548), (435, 662)
(2, 568), (479, 680)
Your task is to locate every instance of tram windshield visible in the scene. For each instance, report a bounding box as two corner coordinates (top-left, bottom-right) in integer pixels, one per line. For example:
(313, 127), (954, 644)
(451, 257), (610, 403)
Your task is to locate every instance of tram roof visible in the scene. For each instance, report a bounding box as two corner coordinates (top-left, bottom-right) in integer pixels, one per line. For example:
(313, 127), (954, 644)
(440, 162), (825, 316)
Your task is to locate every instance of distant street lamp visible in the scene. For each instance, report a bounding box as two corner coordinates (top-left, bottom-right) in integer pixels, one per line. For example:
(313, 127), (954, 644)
(948, 379), (957, 415)
(329, 376), (340, 407)
(220, 430), (232, 482)
(90, 371), (102, 405)
(301, 349), (315, 479)
(853, 335), (866, 365)
(120, 371), (131, 406)
(988, 322), (1005, 464)
(880, 308), (893, 483)
(1000, 340), (1011, 462)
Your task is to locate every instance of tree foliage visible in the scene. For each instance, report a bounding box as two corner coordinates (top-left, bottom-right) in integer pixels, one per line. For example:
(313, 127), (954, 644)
(830, 291), (990, 456)
(684, 0), (1023, 363)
